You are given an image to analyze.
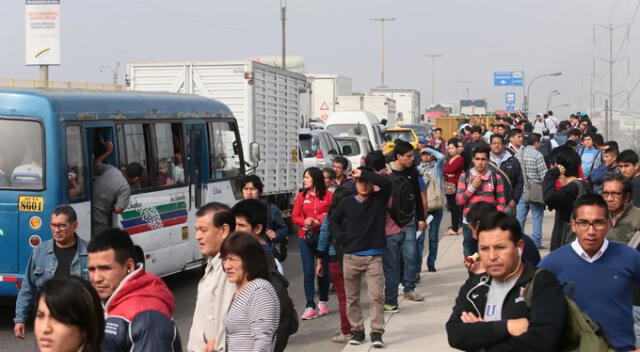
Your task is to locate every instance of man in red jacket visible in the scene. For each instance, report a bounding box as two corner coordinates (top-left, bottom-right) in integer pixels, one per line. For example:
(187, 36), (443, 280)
(87, 229), (181, 352)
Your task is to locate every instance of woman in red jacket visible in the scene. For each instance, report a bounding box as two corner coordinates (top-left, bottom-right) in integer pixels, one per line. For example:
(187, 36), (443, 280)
(443, 139), (465, 236)
(292, 167), (333, 320)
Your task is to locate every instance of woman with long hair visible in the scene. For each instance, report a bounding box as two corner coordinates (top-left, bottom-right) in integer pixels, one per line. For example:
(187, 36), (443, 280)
(34, 276), (104, 352)
(292, 167), (333, 320)
(443, 139), (465, 236)
(221, 232), (280, 352)
(316, 186), (353, 343)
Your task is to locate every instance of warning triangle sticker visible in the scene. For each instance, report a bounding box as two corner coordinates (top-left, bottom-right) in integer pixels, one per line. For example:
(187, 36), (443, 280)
(320, 102), (330, 111)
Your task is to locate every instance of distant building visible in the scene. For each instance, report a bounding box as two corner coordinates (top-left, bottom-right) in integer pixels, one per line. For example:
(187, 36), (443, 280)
(460, 100), (487, 115)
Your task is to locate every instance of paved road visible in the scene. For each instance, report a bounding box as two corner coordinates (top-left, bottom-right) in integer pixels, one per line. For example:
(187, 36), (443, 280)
(0, 233), (351, 351)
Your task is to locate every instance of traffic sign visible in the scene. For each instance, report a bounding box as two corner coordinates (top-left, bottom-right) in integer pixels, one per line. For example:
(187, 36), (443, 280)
(319, 102), (330, 111)
(493, 71), (524, 86)
(505, 92), (516, 104)
(506, 104), (515, 113)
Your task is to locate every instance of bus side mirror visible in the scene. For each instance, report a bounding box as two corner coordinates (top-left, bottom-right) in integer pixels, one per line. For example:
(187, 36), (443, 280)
(249, 142), (261, 164)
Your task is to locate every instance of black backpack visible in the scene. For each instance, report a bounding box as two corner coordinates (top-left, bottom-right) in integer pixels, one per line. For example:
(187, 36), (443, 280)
(388, 174), (416, 227)
(263, 250), (298, 352)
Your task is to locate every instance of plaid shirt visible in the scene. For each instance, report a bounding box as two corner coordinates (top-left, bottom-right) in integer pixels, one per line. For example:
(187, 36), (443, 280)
(517, 145), (547, 185)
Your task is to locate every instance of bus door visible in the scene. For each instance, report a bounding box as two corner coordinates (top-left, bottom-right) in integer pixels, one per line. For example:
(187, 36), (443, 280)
(78, 124), (115, 239)
(185, 123), (207, 210)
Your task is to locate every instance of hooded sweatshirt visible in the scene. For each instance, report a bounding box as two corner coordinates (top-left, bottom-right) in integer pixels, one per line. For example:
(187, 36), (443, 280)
(104, 267), (182, 351)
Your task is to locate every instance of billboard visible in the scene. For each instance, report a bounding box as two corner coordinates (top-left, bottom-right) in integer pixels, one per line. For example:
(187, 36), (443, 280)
(25, 0), (60, 66)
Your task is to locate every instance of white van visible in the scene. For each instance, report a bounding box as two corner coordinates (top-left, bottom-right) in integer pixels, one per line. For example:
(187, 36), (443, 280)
(324, 111), (385, 151)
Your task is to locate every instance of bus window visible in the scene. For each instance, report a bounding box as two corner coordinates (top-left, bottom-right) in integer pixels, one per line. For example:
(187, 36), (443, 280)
(154, 123), (185, 186)
(0, 119), (44, 189)
(208, 121), (241, 179)
(117, 123), (151, 189)
(65, 126), (85, 201)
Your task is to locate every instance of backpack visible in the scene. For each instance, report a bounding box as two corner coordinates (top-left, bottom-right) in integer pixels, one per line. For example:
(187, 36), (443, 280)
(424, 170), (445, 211)
(260, 199), (289, 262)
(525, 269), (616, 352)
(267, 261), (299, 352)
(388, 174), (417, 227)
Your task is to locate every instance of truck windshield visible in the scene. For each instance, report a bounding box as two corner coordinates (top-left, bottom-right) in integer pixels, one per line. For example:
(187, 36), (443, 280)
(326, 124), (370, 140)
(0, 118), (44, 190)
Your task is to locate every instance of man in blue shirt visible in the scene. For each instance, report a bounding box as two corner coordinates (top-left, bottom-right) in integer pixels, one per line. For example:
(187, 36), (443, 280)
(539, 193), (640, 351)
(578, 132), (601, 179)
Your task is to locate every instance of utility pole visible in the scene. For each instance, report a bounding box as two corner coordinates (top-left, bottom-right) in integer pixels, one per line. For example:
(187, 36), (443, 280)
(281, 0), (286, 70)
(100, 61), (120, 85)
(425, 54), (443, 105)
(456, 80), (472, 100)
(370, 17), (395, 88)
(594, 23), (627, 140)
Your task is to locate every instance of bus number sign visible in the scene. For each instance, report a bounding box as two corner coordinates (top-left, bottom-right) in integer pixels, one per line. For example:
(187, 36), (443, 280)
(18, 196), (44, 212)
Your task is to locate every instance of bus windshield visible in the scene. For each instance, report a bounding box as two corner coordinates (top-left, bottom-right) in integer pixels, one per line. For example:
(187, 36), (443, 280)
(0, 118), (44, 190)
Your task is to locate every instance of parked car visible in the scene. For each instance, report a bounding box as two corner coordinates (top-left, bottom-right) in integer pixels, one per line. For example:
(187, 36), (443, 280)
(382, 127), (418, 154)
(298, 129), (344, 170)
(334, 136), (374, 168)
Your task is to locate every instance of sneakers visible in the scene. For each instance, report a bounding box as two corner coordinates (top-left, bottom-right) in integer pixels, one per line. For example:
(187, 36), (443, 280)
(371, 332), (384, 348)
(349, 330), (365, 345)
(317, 301), (330, 316)
(384, 304), (399, 313)
(300, 307), (319, 320)
(428, 267), (437, 273)
(403, 291), (425, 301)
(331, 333), (352, 344)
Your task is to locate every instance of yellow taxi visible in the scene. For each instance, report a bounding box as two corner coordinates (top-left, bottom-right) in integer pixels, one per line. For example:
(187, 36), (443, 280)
(382, 127), (419, 154)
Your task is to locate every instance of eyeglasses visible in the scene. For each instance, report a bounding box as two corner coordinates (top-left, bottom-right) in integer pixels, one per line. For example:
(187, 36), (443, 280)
(602, 191), (624, 198)
(574, 219), (608, 231)
(49, 223), (69, 230)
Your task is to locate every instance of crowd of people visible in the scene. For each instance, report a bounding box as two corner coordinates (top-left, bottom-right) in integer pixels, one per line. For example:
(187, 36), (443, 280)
(10, 109), (640, 351)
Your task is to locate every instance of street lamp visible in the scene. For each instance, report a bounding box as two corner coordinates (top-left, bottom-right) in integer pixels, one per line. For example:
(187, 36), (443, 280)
(99, 61), (120, 85)
(546, 90), (560, 111)
(524, 72), (562, 114)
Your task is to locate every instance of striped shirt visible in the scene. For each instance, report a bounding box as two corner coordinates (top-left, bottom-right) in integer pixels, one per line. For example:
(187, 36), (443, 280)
(224, 278), (280, 352)
(456, 168), (507, 218)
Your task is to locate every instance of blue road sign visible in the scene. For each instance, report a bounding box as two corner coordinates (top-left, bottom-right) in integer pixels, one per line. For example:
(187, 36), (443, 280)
(494, 71), (524, 87)
(506, 104), (515, 113)
(505, 92), (516, 104)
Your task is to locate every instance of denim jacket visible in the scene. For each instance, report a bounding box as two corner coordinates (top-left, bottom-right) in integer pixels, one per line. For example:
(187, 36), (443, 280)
(14, 236), (89, 323)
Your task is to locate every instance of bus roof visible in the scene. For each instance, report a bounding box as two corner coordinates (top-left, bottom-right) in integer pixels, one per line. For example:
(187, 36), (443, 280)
(0, 88), (233, 121)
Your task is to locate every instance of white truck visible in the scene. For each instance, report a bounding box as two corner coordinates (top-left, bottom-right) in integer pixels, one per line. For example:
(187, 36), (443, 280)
(126, 60), (307, 208)
(369, 88), (421, 125)
(336, 94), (397, 127)
(304, 74), (352, 122)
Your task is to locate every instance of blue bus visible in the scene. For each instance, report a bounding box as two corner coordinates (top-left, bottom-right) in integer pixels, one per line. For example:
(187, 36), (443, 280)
(0, 89), (252, 297)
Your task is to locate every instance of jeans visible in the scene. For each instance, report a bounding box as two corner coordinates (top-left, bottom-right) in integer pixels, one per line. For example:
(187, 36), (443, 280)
(462, 223), (477, 258)
(446, 194), (462, 232)
(516, 198), (545, 247)
(382, 232), (404, 306)
(634, 305), (640, 348)
(298, 238), (330, 309)
(426, 209), (444, 269)
(401, 218), (418, 293)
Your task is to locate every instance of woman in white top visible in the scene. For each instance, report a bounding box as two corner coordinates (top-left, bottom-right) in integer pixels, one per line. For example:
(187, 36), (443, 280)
(222, 232), (280, 352)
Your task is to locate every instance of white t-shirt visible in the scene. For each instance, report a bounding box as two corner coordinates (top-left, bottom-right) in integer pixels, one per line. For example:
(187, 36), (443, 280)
(483, 277), (518, 321)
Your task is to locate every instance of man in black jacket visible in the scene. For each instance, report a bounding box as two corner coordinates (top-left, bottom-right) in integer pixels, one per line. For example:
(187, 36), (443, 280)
(489, 134), (523, 215)
(331, 167), (391, 348)
(446, 211), (566, 351)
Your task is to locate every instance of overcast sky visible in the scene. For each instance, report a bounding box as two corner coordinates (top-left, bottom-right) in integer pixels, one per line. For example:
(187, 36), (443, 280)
(2, 0), (639, 118)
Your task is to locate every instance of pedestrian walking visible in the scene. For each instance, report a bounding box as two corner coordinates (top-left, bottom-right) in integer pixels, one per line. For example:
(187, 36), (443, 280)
(33, 276), (104, 352)
(188, 202), (236, 352)
(618, 150), (640, 207)
(418, 147), (446, 272)
(292, 167), (333, 319)
(221, 232), (280, 352)
(456, 145), (507, 257)
(330, 167), (391, 348)
(87, 228), (182, 351)
(14, 205), (89, 340)
(443, 139), (464, 236)
(488, 134), (523, 215)
(539, 194), (640, 351)
(516, 133), (548, 248)
(316, 186), (353, 343)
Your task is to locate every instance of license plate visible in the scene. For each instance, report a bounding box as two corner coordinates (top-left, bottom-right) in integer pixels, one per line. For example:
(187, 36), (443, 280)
(18, 196), (44, 212)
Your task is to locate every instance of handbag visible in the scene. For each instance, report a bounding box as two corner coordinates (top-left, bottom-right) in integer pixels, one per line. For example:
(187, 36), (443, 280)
(425, 171), (446, 211)
(522, 156), (545, 205)
(304, 228), (320, 250)
(444, 181), (456, 195)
